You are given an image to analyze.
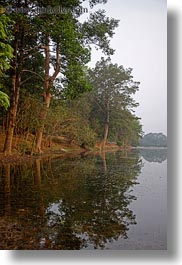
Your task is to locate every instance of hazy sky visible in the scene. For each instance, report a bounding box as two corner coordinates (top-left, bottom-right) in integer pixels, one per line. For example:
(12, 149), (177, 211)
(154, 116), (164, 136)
(83, 0), (167, 135)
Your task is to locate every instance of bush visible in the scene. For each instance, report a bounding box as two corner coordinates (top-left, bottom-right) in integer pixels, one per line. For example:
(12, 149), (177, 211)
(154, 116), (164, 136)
(116, 140), (124, 147)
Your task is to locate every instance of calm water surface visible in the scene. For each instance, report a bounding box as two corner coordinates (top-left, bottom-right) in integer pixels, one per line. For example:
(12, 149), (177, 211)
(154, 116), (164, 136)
(0, 149), (167, 250)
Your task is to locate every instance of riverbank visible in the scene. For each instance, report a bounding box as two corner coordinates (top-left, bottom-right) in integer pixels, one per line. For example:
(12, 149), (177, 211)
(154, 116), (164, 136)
(0, 133), (122, 164)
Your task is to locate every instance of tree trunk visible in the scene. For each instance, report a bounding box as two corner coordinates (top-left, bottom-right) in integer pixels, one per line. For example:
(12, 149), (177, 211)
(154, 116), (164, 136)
(34, 41), (60, 153)
(34, 39), (50, 153)
(101, 99), (109, 150)
(101, 122), (109, 150)
(3, 22), (24, 155)
(3, 91), (20, 155)
(35, 92), (51, 153)
(1, 109), (8, 134)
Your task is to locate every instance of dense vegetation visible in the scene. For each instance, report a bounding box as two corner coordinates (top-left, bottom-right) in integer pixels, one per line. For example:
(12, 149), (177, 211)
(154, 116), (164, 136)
(0, 0), (142, 156)
(139, 133), (167, 147)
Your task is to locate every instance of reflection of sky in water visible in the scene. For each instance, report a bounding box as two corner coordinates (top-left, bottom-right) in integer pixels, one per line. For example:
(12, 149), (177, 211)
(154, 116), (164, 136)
(0, 150), (166, 250)
(105, 158), (167, 249)
(46, 200), (66, 226)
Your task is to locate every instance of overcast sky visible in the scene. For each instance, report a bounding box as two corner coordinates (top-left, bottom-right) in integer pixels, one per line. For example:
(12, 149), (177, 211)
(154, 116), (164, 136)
(83, 0), (167, 135)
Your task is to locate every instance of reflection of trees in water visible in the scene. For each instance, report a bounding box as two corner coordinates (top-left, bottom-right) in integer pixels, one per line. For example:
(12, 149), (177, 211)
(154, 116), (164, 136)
(139, 148), (167, 163)
(0, 151), (142, 249)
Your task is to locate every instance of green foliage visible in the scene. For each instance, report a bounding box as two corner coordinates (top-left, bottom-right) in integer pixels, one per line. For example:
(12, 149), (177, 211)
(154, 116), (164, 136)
(15, 94), (41, 135)
(88, 58), (142, 145)
(0, 0), (141, 151)
(116, 140), (124, 147)
(26, 0), (118, 99)
(81, 10), (119, 55)
(14, 93), (97, 148)
(0, 14), (13, 111)
(45, 98), (97, 147)
(0, 14), (14, 75)
(0, 91), (10, 110)
(1, 0), (118, 102)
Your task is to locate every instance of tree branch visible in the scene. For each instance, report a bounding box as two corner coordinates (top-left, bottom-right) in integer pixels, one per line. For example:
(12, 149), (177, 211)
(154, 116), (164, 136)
(50, 43), (60, 83)
(22, 69), (44, 81)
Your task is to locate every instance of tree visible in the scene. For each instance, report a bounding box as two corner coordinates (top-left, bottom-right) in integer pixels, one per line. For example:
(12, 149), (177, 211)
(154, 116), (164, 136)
(139, 133), (167, 147)
(1, 0), (119, 154)
(32, 0), (119, 153)
(111, 110), (143, 146)
(88, 57), (141, 149)
(3, 19), (25, 154)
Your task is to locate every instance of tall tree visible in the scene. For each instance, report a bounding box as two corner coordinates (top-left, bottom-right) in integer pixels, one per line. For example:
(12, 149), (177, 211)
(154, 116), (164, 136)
(32, 0), (119, 153)
(88, 57), (141, 149)
(3, 8), (27, 155)
(1, 0), (119, 154)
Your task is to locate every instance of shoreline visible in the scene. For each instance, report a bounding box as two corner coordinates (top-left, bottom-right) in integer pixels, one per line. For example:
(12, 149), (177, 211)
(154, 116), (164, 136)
(0, 142), (167, 164)
(0, 144), (123, 164)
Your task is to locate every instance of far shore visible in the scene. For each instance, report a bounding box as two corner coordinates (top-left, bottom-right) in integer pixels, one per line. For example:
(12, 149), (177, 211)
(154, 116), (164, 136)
(133, 146), (167, 150)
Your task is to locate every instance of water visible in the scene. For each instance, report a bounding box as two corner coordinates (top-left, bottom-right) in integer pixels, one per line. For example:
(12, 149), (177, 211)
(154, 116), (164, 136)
(0, 148), (167, 250)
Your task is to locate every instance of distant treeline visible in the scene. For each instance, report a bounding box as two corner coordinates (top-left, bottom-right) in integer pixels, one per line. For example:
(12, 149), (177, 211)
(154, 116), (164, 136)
(139, 133), (167, 147)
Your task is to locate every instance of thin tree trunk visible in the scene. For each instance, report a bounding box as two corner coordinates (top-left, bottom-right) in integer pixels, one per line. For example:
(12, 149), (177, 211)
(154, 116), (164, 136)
(101, 99), (109, 150)
(1, 109), (7, 133)
(35, 92), (51, 153)
(34, 39), (50, 153)
(3, 22), (24, 155)
(101, 123), (109, 150)
(35, 41), (60, 153)
(3, 92), (19, 155)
